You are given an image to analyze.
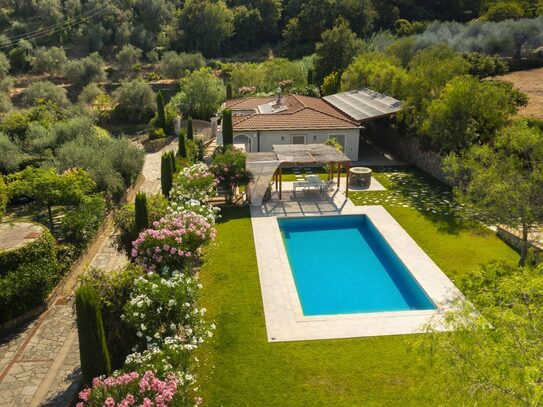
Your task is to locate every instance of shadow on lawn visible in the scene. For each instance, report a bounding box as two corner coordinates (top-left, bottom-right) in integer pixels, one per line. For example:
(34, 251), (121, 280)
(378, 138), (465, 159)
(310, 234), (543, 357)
(352, 166), (470, 235)
(217, 206), (250, 223)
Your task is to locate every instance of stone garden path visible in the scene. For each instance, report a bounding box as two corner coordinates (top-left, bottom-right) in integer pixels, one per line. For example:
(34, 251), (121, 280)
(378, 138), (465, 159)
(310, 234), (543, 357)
(0, 140), (177, 406)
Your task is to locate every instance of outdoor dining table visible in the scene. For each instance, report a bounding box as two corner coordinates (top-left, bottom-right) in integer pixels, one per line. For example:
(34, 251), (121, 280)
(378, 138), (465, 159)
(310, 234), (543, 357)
(293, 175), (326, 196)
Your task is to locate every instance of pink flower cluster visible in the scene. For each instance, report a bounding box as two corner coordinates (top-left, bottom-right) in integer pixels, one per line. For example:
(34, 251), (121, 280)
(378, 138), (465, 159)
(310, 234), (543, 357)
(131, 213), (216, 272)
(78, 371), (178, 407)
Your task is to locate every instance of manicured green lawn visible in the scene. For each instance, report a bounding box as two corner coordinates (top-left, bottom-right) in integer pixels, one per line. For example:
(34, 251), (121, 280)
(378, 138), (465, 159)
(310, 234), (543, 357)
(197, 169), (518, 406)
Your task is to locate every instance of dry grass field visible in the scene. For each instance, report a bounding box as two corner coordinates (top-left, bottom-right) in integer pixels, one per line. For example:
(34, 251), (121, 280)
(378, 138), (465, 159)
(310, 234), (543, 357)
(495, 68), (543, 119)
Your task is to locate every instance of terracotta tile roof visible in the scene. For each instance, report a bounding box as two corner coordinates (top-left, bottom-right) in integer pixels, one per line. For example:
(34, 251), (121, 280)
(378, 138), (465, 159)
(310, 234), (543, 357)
(226, 95), (358, 130)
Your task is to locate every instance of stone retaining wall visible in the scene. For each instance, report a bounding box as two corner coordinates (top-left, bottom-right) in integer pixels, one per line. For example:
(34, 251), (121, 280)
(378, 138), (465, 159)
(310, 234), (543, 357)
(367, 121), (452, 186)
(497, 226), (543, 259)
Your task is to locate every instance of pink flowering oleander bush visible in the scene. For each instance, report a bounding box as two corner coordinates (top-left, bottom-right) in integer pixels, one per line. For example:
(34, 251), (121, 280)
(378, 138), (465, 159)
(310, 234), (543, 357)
(131, 213), (216, 273)
(77, 370), (199, 407)
(122, 270), (210, 353)
(210, 146), (252, 203)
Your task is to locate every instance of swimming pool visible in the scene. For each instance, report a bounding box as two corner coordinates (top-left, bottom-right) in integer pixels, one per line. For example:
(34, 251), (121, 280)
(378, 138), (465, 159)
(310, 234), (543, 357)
(278, 215), (436, 316)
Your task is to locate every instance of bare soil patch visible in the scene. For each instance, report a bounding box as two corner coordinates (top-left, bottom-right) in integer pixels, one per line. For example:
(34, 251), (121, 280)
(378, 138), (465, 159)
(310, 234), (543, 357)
(494, 68), (543, 119)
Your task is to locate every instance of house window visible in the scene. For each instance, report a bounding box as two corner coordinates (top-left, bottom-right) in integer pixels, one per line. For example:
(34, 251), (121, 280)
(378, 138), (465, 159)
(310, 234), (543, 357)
(291, 134), (306, 144)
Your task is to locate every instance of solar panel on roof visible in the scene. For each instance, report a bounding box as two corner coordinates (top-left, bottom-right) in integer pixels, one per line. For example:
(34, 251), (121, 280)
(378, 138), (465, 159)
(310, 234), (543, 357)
(324, 88), (402, 122)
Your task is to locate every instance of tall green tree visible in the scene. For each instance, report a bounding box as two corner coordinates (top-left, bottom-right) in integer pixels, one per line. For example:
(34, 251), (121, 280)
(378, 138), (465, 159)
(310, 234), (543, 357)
(314, 18), (361, 86)
(178, 131), (187, 158)
(420, 262), (543, 405)
(161, 152), (174, 197)
(186, 117), (194, 140)
(179, 0), (234, 57)
(222, 109), (233, 147)
(6, 167), (95, 231)
(156, 90), (166, 132)
(75, 284), (111, 385)
(171, 68), (225, 119)
(226, 83), (233, 100)
(134, 192), (149, 237)
(421, 76), (524, 153)
(444, 120), (543, 266)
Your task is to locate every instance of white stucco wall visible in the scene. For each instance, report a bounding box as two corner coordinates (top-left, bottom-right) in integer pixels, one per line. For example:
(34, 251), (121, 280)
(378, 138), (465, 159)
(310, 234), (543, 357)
(232, 129), (360, 161)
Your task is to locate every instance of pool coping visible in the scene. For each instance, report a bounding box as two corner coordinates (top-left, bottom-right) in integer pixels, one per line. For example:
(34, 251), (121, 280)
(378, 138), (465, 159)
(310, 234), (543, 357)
(250, 198), (465, 342)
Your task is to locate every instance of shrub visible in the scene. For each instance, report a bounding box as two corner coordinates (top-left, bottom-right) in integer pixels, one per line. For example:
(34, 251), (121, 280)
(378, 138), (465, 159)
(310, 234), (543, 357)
(78, 83), (104, 105)
(56, 135), (144, 202)
(149, 127), (165, 140)
(134, 192), (149, 237)
(185, 139), (199, 164)
(77, 371), (181, 407)
(116, 45), (142, 71)
(131, 213), (216, 273)
(210, 146), (252, 202)
(65, 53), (107, 86)
(113, 79), (156, 123)
(221, 109), (233, 146)
(0, 228), (61, 323)
(169, 163), (217, 204)
(21, 81), (70, 108)
(79, 264), (144, 370)
(122, 270), (206, 351)
(113, 194), (168, 255)
(160, 51), (205, 79)
(160, 153), (173, 197)
(462, 52), (509, 78)
(31, 47), (67, 75)
(75, 284), (111, 385)
(60, 194), (106, 250)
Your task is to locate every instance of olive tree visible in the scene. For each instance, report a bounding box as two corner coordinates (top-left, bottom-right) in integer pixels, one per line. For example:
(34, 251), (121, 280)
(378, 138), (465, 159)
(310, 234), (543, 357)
(444, 120), (543, 266)
(171, 68), (224, 119)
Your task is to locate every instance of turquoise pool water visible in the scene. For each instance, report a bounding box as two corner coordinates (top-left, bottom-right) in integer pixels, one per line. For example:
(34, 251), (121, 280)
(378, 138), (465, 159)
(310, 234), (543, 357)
(278, 215), (435, 316)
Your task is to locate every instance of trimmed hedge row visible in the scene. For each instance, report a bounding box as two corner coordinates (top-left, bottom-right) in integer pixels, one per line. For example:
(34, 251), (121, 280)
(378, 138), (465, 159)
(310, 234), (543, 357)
(0, 228), (62, 323)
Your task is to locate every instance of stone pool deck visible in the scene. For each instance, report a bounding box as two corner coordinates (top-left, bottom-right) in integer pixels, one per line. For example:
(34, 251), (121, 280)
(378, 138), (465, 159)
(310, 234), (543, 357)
(250, 185), (464, 342)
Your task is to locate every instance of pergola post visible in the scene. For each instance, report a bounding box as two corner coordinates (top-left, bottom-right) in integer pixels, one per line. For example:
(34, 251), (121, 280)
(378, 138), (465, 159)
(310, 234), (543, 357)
(275, 169), (278, 190)
(337, 162), (341, 188)
(345, 162), (351, 198)
(279, 166), (282, 200)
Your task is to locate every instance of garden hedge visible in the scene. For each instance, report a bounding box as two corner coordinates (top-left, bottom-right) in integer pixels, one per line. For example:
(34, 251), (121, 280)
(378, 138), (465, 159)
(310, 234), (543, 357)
(0, 227), (61, 323)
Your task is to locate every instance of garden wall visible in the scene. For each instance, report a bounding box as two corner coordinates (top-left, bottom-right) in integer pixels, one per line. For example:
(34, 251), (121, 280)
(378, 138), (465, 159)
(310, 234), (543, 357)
(366, 120), (453, 186)
(497, 226), (543, 260)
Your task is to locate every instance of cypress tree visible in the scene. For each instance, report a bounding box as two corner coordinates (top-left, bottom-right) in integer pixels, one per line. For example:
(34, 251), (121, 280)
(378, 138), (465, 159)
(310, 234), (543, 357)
(177, 131), (187, 158)
(222, 109), (233, 147)
(75, 284), (111, 385)
(226, 83), (232, 100)
(156, 91), (166, 132)
(307, 68), (314, 85)
(186, 117), (193, 140)
(169, 151), (177, 173)
(134, 192), (149, 237)
(161, 153), (173, 197)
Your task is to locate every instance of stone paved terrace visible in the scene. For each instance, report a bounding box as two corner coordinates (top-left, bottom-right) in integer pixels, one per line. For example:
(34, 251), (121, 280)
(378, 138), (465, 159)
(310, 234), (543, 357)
(0, 222), (44, 251)
(0, 139), (177, 407)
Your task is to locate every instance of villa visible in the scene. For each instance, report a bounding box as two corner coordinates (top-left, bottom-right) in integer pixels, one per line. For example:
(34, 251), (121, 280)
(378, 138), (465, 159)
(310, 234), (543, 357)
(219, 88), (402, 161)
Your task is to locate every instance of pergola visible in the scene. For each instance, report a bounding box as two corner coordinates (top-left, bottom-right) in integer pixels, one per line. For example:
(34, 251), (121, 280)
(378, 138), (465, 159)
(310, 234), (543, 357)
(246, 144), (352, 206)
